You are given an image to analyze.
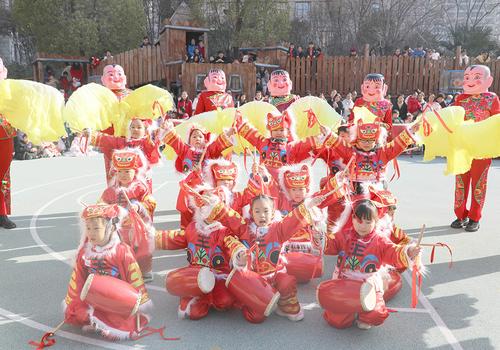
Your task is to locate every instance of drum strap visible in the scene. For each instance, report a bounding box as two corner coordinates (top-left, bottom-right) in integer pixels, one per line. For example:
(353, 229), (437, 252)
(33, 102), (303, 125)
(131, 326), (180, 341)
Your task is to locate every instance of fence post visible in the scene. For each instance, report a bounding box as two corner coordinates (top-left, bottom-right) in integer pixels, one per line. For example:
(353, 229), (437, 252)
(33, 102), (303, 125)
(363, 44), (370, 58)
(454, 46), (461, 69)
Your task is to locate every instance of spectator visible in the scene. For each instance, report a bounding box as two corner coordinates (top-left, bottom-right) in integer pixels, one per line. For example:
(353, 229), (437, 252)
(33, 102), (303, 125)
(402, 112), (414, 123)
(351, 90), (358, 101)
(393, 48), (401, 57)
(418, 91), (427, 110)
(342, 92), (354, 119)
(306, 42), (317, 58)
(427, 93), (442, 111)
(349, 48), (358, 57)
(430, 49), (440, 60)
(236, 94), (247, 107)
(46, 74), (58, 88)
(44, 65), (54, 82)
(101, 50), (113, 64)
(319, 92), (326, 100)
(332, 93), (344, 116)
(444, 94), (454, 106)
(327, 90), (338, 106)
(14, 133), (39, 160)
(393, 94), (408, 118)
(70, 63), (83, 83)
(369, 47), (378, 56)
(209, 56), (215, 63)
(403, 46), (412, 57)
(187, 38), (196, 59)
(296, 46), (304, 58)
(140, 36), (152, 48)
(254, 91), (263, 101)
(459, 49), (469, 66)
(215, 51), (228, 63)
(198, 40), (205, 59)
(288, 43), (297, 57)
(475, 51), (491, 64)
(316, 47), (323, 58)
(59, 71), (70, 99)
(406, 90), (422, 115)
(241, 54), (249, 63)
(71, 77), (81, 92)
(411, 45), (426, 58)
(256, 77), (263, 92)
(392, 110), (403, 124)
(177, 91), (193, 119)
(193, 47), (203, 62)
(436, 93), (446, 108)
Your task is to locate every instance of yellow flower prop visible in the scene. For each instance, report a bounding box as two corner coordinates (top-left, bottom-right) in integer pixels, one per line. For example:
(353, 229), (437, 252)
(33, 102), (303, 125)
(0, 79), (66, 144)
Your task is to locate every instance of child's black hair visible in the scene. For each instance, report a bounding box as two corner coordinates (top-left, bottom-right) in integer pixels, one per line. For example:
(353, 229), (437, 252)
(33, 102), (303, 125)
(337, 125), (348, 134)
(250, 195), (275, 209)
(353, 199), (378, 221)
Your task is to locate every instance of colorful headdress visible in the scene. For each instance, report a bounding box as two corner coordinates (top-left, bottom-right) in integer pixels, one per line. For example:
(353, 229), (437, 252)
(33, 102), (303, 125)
(111, 149), (144, 170)
(369, 187), (397, 208)
(203, 158), (238, 187)
(356, 118), (381, 141)
(282, 164), (310, 189)
(266, 111), (292, 131)
(81, 204), (120, 220)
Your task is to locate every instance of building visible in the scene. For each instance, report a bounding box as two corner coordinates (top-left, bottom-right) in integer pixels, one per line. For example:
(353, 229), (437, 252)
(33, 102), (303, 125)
(0, 0), (14, 63)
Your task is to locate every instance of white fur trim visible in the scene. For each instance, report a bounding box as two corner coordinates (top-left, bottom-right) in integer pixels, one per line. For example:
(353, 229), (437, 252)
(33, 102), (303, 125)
(89, 314), (131, 340)
(278, 163), (314, 201)
(83, 232), (121, 259)
(178, 297), (199, 319)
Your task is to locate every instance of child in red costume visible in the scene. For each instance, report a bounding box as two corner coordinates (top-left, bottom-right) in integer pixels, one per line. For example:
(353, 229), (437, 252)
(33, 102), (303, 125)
(161, 120), (235, 228)
(87, 117), (161, 189)
(319, 116), (419, 232)
(155, 191), (247, 320)
(99, 149), (156, 282)
(235, 110), (317, 181)
(348, 73), (393, 130)
(63, 204), (152, 340)
(450, 65), (500, 232)
(194, 69), (234, 115)
(322, 199), (420, 330)
(207, 190), (326, 323)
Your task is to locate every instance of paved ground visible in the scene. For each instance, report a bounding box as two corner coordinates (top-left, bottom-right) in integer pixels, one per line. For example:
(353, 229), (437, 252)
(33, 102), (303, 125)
(0, 154), (499, 350)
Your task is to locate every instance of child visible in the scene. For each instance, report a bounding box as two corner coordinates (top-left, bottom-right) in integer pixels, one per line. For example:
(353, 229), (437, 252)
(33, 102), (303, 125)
(235, 110), (317, 181)
(155, 190), (247, 320)
(319, 115), (420, 231)
(206, 189), (326, 323)
(99, 149), (156, 282)
(161, 120), (235, 228)
(321, 199), (420, 329)
(63, 204), (151, 340)
(86, 117), (161, 189)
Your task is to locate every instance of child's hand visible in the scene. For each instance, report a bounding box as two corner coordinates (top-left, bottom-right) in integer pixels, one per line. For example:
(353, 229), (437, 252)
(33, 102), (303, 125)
(309, 194), (327, 208)
(234, 110), (243, 128)
(410, 119), (421, 133)
(225, 127), (236, 137)
(320, 125), (331, 136)
(234, 250), (248, 267)
(408, 245), (422, 259)
(161, 119), (174, 131)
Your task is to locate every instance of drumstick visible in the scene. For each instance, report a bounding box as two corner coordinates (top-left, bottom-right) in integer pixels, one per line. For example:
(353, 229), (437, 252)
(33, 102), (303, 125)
(182, 184), (210, 205)
(416, 224), (426, 247)
(52, 320), (65, 334)
(136, 313), (140, 332)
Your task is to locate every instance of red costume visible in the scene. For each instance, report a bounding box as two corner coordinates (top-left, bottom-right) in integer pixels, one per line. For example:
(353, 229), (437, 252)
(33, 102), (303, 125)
(64, 204), (151, 340)
(0, 115), (14, 218)
(236, 111), (316, 180)
(163, 125), (233, 229)
(99, 150), (156, 277)
(194, 69), (234, 115)
(177, 98), (193, 119)
(349, 98), (392, 128)
(211, 201), (315, 323)
(155, 200), (246, 320)
(322, 225), (414, 329)
(452, 92), (500, 224)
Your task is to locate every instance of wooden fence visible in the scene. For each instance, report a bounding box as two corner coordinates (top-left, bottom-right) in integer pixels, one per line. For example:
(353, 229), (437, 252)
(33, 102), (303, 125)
(286, 56), (500, 96)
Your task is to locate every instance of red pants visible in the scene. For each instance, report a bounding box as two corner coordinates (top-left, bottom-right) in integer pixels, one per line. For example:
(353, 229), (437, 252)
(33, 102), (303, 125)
(242, 271), (299, 324)
(454, 158), (491, 222)
(323, 292), (389, 328)
(0, 138), (13, 215)
(179, 280), (235, 320)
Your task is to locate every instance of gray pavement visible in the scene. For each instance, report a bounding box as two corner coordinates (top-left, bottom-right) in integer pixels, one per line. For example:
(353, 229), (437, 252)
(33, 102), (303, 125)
(0, 154), (499, 350)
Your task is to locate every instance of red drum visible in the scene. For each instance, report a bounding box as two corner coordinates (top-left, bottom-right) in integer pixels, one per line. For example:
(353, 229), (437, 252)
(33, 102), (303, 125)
(317, 279), (376, 314)
(383, 270), (402, 302)
(80, 274), (141, 318)
(225, 269), (280, 317)
(284, 252), (323, 283)
(166, 266), (215, 297)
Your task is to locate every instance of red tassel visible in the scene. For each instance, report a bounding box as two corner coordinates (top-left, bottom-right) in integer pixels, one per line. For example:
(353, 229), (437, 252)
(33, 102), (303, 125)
(29, 332), (56, 349)
(390, 158), (400, 182)
(411, 265), (422, 308)
(243, 147), (249, 173)
(430, 246), (436, 263)
(131, 326), (180, 341)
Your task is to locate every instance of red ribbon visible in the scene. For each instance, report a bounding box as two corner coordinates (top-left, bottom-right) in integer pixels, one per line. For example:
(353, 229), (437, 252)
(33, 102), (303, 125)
(411, 265), (422, 308)
(390, 158), (400, 182)
(131, 326), (180, 341)
(425, 242), (453, 268)
(29, 332), (56, 349)
(432, 109), (453, 134)
(152, 100), (165, 118)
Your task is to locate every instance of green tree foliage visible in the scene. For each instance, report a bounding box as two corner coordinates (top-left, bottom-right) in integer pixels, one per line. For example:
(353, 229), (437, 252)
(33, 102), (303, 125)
(190, 0), (290, 54)
(12, 0), (146, 57)
(444, 25), (498, 57)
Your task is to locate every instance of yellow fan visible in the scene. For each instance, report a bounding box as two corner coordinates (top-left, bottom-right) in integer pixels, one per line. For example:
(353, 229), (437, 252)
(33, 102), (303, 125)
(0, 79), (66, 144)
(233, 101), (279, 153)
(352, 106), (378, 124)
(115, 84), (174, 136)
(457, 115), (500, 160)
(287, 96), (343, 138)
(63, 83), (119, 132)
(162, 109), (234, 160)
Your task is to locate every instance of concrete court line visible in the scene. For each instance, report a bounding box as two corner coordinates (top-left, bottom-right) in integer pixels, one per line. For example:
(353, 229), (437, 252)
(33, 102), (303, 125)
(153, 253), (186, 259)
(0, 244), (47, 252)
(402, 271), (464, 350)
(0, 307), (142, 350)
(30, 182), (105, 266)
(13, 173), (101, 196)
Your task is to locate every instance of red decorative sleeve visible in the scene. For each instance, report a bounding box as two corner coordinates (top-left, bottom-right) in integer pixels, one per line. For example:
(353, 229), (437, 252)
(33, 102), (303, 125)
(64, 249), (89, 325)
(120, 244), (150, 305)
(379, 128), (415, 164)
(154, 228), (188, 250)
(272, 203), (313, 243)
(288, 136), (316, 163)
(205, 133), (233, 159)
(390, 226), (411, 245)
(323, 133), (354, 161)
(92, 132), (127, 152)
(379, 237), (411, 270)
(128, 136), (160, 165)
(323, 232), (341, 256)
(490, 94), (500, 115)
(194, 93), (206, 115)
(206, 202), (249, 240)
(237, 122), (267, 150)
(163, 128), (189, 159)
